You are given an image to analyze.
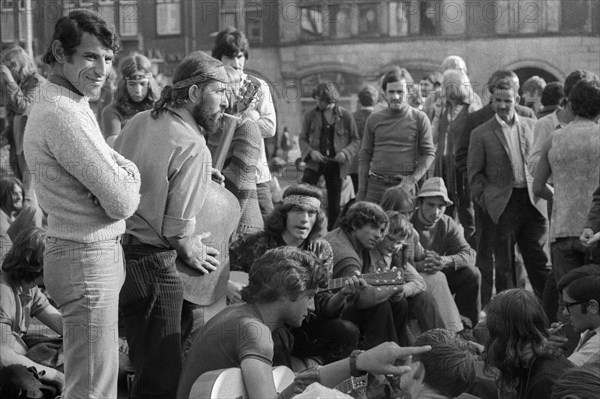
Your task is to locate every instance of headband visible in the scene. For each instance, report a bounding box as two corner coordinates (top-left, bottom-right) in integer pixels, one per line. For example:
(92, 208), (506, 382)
(283, 195), (321, 210)
(125, 72), (151, 82)
(172, 68), (228, 90)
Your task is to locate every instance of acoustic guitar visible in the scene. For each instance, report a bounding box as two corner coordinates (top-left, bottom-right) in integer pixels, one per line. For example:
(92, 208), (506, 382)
(188, 366), (295, 399)
(188, 365), (369, 399)
(176, 114), (242, 306)
(230, 270), (405, 292)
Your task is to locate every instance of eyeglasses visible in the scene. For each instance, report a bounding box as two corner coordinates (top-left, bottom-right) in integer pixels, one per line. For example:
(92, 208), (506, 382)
(385, 235), (408, 247)
(564, 300), (589, 313)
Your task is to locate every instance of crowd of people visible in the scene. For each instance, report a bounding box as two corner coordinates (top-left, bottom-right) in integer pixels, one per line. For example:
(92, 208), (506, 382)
(0, 8), (599, 399)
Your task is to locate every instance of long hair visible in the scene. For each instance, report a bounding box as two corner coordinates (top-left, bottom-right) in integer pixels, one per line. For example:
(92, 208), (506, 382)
(483, 289), (558, 393)
(0, 177), (23, 216)
(0, 45), (37, 83)
(151, 51), (226, 119)
(2, 227), (46, 283)
(114, 53), (160, 118)
(265, 184), (327, 243)
(380, 186), (416, 213)
(441, 68), (473, 105)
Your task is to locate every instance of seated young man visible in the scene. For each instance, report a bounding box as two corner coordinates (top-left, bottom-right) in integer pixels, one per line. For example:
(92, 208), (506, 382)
(229, 184), (361, 369)
(177, 246), (432, 399)
(370, 211), (445, 333)
(381, 186), (464, 333)
(410, 178), (481, 327)
(550, 264), (600, 367)
(325, 201), (411, 348)
(400, 328), (476, 399)
(0, 228), (64, 392)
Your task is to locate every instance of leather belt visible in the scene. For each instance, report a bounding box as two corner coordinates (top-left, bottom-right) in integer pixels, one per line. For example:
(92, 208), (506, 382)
(369, 172), (405, 185)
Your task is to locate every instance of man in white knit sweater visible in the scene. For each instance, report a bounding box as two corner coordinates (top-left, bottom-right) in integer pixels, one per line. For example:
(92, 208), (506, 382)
(23, 10), (140, 399)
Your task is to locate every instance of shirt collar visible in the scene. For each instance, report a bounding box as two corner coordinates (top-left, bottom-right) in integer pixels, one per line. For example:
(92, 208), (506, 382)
(495, 112), (519, 128)
(166, 106), (204, 138)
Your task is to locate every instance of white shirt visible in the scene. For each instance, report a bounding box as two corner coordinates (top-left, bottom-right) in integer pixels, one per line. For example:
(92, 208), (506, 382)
(495, 113), (527, 187)
(569, 326), (600, 367)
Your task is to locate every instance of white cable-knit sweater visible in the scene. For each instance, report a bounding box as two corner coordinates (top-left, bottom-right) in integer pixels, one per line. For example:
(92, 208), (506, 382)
(23, 82), (141, 242)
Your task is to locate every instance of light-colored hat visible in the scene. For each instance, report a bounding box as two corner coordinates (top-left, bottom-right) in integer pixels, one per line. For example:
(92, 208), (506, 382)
(417, 177), (453, 206)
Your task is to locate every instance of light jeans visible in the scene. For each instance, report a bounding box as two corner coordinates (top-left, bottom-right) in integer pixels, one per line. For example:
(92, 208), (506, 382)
(421, 271), (463, 333)
(44, 237), (124, 399)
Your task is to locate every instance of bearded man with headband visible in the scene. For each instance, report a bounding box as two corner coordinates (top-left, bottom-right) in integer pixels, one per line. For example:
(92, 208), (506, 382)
(113, 51), (228, 398)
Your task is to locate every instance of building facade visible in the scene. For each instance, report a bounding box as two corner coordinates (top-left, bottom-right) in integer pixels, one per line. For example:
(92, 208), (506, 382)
(1, 0), (599, 138)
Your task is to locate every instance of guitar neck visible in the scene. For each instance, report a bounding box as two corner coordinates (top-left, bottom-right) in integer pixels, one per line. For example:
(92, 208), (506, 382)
(326, 271), (404, 291)
(213, 114), (241, 171)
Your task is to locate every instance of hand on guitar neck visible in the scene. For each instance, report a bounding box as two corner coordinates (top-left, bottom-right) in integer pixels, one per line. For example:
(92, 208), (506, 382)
(168, 232), (220, 275)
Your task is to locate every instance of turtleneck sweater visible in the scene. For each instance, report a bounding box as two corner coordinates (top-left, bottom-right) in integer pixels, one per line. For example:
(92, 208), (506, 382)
(23, 81), (141, 242)
(359, 104), (435, 177)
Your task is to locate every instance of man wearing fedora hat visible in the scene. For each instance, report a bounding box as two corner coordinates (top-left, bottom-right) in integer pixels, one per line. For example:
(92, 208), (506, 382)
(411, 177), (481, 327)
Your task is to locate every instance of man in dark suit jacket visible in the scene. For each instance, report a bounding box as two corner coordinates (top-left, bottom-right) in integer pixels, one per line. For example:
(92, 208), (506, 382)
(456, 70), (536, 305)
(468, 78), (550, 300)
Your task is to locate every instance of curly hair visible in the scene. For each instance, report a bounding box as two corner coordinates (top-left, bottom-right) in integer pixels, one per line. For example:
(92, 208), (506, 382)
(2, 227), (46, 283)
(415, 329), (477, 398)
(340, 201), (388, 234)
(569, 78), (600, 120)
(0, 177), (23, 216)
(483, 289), (559, 394)
(241, 246), (327, 304)
(43, 9), (120, 65)
(265, 184), (327, 242)
(114, 53), (160, 119)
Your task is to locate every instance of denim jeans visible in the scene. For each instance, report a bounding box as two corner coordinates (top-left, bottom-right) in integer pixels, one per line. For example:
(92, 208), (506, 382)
(302, 162), (342, 230)
(44, 237), (124, 399)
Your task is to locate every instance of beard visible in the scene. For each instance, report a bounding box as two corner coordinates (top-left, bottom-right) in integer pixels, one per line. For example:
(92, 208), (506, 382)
(191, 102), (222, 135)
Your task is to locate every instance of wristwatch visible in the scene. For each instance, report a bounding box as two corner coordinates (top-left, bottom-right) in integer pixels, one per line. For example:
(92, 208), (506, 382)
(349, 349), (366, 377)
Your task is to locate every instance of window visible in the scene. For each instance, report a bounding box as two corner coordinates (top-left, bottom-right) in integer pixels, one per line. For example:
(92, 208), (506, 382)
(119, 0), (138, 36)
(331, 4), (352, 39)
(561, 0), (593, 33)
(98, 0), (116, 28)
(220, 11), (237, 28)
(156, 0), (181, 35)
(245, 4), (262, 43)
(389, 1), (410, 37)
(419, 0), (441, 36)
(301, 6), (324, 39)
(1, 0), (25, 43)
(358, 3), (379, 36)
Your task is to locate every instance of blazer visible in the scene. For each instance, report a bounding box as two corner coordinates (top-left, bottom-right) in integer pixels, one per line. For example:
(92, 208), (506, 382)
(456, 103), (536, 174)
(467, 115), (547, 223)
